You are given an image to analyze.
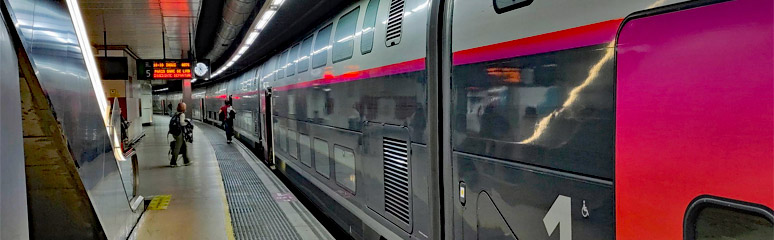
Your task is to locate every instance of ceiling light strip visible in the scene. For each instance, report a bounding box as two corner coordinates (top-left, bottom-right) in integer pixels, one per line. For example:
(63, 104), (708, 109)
(66, 0), (109, 124)
(211, 0), (286, 78)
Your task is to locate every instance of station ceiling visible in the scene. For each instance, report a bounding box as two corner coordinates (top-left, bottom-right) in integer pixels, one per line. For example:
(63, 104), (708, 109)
(80, 0), (202, 59)
(202, 0), (357, 82)
(79, 0), (355, 85)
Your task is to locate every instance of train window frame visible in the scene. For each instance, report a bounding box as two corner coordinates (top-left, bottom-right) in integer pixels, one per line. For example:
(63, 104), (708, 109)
(298, 35), (314, 73)
(360, 0), (380, 55)
(332, 6), (361, 63)
(684, 195), (774, 240)
(313, 137), (331, 179)
(493, 0), (533, 14)
(278, 50), (289, 79)
(312, 23), (334, 69)
(287, 43), (300, 77)
(287, 129), (298, 159)
(299, 133), (312, 167)
(333, 144), (356, 193)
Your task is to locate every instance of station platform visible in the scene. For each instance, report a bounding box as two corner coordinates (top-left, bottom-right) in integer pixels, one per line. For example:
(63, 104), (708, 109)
(133, 115), (333, 240)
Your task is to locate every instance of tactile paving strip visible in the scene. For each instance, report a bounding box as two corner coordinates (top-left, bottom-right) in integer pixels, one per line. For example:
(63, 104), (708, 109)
(201, 126), (302, 240)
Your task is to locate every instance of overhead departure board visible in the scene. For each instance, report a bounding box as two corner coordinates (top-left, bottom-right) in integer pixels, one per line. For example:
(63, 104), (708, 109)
(137, 59), (193, 80)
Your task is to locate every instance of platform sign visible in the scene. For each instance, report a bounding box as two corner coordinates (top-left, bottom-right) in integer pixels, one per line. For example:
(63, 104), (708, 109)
(137, 59), (193, 80)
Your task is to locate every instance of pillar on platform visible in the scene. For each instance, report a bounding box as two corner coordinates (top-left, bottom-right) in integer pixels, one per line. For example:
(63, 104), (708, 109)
(182, 79), (192, 117)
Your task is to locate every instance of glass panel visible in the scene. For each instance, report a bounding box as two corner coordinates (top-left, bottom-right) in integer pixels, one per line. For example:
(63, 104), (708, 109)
(279, 127), (287, 151)
(334, 145), (356, 192)
(288, 130), (298, 158)
(494, 0), (530, 12)
(273, 124), (280, 150)
(299, 134), (312, 166)
(298, 36), (313, 73)
(313, 138), (330, 178)
(288, 44), (300, 76)
(333, 7), (360, 63)
(361, 0), (380, 54)
(278, 50), (289, 79)
(313, 24), (333, 69)
(262, 57), (274, 82)
(695, 207), (773, 240)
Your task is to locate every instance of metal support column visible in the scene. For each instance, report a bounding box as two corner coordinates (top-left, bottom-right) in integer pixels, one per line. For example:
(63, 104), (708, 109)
(182, 79), (192, 117)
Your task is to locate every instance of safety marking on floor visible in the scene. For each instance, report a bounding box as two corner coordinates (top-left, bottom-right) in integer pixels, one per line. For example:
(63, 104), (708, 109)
(273, 193), (296, 202)
(147, 195), (172, 210)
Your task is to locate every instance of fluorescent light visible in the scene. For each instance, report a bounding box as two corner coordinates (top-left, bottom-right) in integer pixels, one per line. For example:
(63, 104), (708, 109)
(238, 46), (249, 54)
(272, 0), (284, 6)
(66, 0), (108, 125)
(246, 31), (259, 44)
(262, 10), (276, 21)
(256, 19), (269, 30)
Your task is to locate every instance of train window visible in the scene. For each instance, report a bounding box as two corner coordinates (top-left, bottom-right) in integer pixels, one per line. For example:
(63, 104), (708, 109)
(333, 145), (356, 192)
(278, 50), (289, 79)
(298, 36), (313, 73)
(279, 127), (287, 151)
(299, 134), (312, 167)
(693, 207), (773, 239)
(361, 0), (379, 54)
(263, 58), (274, 82)
(313, 24), (333, 69)
(273, 56), (281, 81)
(313, 138), (331, 178)
(686, 199), (774, 240)
(287, 130), (298, 158)
(275, 126), (282, 150)
(333, 7), (360, 63)
(287, 44), (300, 77)
(493, 0), (533, 14)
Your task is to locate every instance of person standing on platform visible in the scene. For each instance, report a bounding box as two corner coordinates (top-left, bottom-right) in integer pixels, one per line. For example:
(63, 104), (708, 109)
(218, 100), (236, 144)
(167, 103), (173, 116)
(169, 102), (192, 167)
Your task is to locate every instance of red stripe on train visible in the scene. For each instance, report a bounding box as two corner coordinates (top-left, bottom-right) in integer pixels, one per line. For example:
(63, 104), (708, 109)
(452, 19), (623, 66)
(274, 58), (426, 91)
(274, 19), (622, 91)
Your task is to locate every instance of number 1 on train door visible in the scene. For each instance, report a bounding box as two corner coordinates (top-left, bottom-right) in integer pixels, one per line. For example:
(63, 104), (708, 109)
(544, 195), (572, 240)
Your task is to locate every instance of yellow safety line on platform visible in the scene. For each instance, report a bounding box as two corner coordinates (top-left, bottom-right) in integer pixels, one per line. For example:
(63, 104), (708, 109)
(147, 195), (172, 210)
(219, 166), (236, 240)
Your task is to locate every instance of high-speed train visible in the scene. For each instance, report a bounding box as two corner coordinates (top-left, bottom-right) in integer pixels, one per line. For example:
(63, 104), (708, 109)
(157, 0), (774, 239)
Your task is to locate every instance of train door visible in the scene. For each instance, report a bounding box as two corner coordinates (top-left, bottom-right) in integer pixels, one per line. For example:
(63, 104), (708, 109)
(200, 99), (205, 121)
(616, 0), (774, 239)
(448, 0), (627, 239)
(263, 88), (274, 165)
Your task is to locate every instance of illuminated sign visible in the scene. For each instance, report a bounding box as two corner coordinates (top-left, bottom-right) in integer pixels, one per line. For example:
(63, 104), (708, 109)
(137, 59), (194, 80)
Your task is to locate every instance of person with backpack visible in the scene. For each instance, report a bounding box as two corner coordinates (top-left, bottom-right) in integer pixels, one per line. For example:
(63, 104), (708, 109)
(169, 102), (192, 167)
(218, 100), (236, 144)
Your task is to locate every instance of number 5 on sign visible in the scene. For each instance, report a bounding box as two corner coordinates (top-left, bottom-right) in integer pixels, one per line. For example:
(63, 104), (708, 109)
(543, 195), (572, 240)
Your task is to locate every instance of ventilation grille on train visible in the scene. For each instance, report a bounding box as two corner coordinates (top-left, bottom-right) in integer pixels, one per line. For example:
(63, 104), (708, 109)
(383, 137), (410, 224)
(385, 0), (405, 47)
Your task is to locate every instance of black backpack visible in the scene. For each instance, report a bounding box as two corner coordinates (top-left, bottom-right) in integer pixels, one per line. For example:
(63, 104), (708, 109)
(169, 113), (182, 136)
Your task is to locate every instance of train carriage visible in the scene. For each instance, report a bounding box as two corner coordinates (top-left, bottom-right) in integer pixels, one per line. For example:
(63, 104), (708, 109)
(193, 0), (773, 239)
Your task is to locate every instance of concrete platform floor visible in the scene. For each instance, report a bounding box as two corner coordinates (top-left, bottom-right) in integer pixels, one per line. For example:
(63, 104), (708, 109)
(133, 116), (231, 240)
(132, 115), (331, 240)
